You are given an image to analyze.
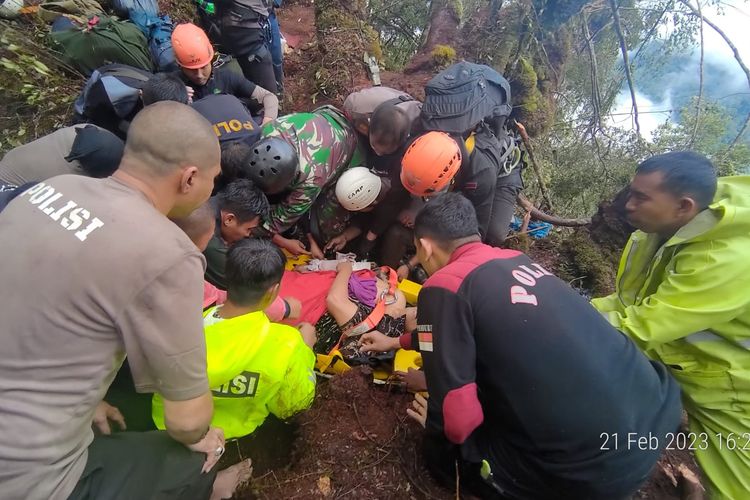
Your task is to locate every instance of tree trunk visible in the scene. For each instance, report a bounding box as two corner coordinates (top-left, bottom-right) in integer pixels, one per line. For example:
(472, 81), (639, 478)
(403, 0), (462, 73)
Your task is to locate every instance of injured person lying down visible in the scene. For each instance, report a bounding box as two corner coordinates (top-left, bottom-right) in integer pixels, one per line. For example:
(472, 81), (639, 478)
(314, 260), (416, 365)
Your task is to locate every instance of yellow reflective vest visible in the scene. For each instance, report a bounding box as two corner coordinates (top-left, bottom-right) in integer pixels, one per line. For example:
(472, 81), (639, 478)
(592, 176), (750, 499)
(153, 307), (316, 439)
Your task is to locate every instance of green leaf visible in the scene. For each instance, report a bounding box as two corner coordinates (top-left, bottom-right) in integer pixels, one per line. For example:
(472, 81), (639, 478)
(31, 60), (50, 76)
(0, 58), (20, 71)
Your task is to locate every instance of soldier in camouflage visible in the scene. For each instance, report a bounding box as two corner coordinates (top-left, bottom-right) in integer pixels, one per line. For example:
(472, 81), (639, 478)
(254, 106), (365, 254)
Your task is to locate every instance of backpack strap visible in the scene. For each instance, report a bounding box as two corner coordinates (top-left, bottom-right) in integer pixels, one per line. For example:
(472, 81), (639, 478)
(100, 65), (152, 83)
(375, 94), (416, 109)
(373, 94), (415, 113)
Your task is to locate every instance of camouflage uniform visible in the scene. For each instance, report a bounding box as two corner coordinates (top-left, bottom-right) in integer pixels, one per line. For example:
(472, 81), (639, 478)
(260, 106), (364, 234)
(306, 186), (374, 247)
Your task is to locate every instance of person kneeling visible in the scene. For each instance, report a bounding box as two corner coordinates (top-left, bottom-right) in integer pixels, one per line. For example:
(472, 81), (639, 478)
(152, 238), (317, 448)
(361, 193), (682, 499)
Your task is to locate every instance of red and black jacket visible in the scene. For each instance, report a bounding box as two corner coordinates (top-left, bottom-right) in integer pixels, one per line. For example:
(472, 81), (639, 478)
(401, 242), (681, 497)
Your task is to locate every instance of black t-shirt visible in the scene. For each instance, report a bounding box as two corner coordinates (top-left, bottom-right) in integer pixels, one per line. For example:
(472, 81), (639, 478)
(178, 66), (256, 102)
(407, 242), (682, 498)
(191, 94), (261, 145)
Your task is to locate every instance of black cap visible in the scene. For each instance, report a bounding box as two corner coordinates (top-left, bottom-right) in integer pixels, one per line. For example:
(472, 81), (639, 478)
(65, 125), (125, 178)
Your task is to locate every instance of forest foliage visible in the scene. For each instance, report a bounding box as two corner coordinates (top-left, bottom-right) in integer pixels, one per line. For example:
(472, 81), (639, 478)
(1, 0), (749, 219)
(367, 0), (750, 217)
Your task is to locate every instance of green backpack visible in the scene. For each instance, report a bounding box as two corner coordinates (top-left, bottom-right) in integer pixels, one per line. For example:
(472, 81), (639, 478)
(50, 16), (154, 76)
(37, 0), (105, 24)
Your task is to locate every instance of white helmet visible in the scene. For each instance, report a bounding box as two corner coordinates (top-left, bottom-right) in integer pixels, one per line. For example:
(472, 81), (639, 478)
(0, 0), (23, 18)
(335, 167), (382, 211)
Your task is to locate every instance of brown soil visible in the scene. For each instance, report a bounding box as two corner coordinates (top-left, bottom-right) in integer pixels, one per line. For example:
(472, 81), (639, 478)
(276, 0), (320, 113)
(228, 369), (703, 500)
(236, 368), (453, 499)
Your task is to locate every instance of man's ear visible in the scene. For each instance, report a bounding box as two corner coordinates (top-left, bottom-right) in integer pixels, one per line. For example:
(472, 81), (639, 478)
(179, 166), (200, 194)
(418, 237), (434, 262)
(222, 212), (236, 226)
(677, 196), (698, 216)
(261, 282), (281, 308)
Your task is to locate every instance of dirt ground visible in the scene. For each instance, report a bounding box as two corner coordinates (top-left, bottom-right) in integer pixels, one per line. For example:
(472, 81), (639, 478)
(227, 369), (702, 499)
(236, 368), (451, 499)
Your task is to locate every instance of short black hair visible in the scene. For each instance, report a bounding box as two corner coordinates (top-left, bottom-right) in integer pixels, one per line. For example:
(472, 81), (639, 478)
(636, 151), (717, 209)
(142, 73), (189, 106)
(226, 238), (286, 307)
(414, 192), (479, 244)
(370, 104), (410, 149)
(216, 178), (270, 223)
(220, 140), (253, 184)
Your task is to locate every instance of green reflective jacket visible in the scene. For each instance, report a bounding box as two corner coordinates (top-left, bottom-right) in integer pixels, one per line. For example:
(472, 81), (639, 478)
(152, 308), (316, 439)
(592, 176), (750, 499)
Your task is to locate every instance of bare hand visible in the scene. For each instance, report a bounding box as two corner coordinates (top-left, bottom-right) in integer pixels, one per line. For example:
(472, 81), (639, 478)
(398, 210), (415, 228)
(285, 297), (302, 320)
(280, 237), (311, 256)
(92, 401), (126, 435)
(325, 234), (347, 253)
(297, 321), (317, 349)
(261, 116), (273, 126)
(187, 427), (226, 473)
(336, 260), (353, 273)
(396, 368), (427, 393)
(185, 86), (194, 104)
(359, 330), (399, 353)
(306, 233), (325, 259)
(396, 264), (410, 281)
(406, 393), (428, 428)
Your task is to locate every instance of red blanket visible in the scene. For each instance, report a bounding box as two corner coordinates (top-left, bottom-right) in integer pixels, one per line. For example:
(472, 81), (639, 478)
(278, 271), (337, 325)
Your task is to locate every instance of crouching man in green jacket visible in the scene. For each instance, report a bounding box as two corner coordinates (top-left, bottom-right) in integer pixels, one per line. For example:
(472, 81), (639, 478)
(592, 151), (750, 499)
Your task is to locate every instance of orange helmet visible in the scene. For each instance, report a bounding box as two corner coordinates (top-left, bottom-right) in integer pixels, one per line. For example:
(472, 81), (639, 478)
(400, 131), (462, 196)
(172, 23), (215, 69)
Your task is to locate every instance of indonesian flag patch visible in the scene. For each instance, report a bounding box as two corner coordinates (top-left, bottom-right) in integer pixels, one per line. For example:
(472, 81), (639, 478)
(417, 325), (433, 352)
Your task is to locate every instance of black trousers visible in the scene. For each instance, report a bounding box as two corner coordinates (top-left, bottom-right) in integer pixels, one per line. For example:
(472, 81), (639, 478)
(68, 431), (215, 500)
(422, 434), (506, 499)
(423, 433), (647, 500)
(237, 48), (277, 94)
(485, 167), (524, 247)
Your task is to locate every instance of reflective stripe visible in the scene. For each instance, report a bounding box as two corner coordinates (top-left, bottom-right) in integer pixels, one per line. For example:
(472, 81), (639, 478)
(684, 330), (750, 349)
(684, 330), (724, 344)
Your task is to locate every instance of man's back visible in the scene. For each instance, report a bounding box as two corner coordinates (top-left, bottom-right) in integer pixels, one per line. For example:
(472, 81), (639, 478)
(192, 94), (261, 145)
(0, 175), (207, 500)
(0, 126), (84, 186)
(152, 309), (316, 439)
(343, 86), (421, 130)
(419, 242), (682, 497)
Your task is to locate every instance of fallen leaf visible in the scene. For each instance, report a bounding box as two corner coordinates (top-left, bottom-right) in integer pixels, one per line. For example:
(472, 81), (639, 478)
(317, 475), (332, 497)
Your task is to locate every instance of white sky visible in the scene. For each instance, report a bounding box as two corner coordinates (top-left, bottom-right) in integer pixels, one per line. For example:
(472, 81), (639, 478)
(608, 0), (750, 138)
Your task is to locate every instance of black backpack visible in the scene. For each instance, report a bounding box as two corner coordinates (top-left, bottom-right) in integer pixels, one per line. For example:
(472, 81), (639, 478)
(421, 61), (512, 136)
(422, 61), (521, 176)
(73, 63), (153, 137)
